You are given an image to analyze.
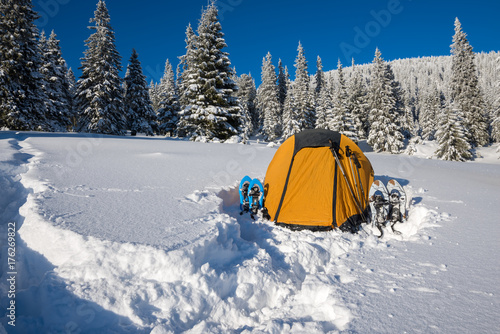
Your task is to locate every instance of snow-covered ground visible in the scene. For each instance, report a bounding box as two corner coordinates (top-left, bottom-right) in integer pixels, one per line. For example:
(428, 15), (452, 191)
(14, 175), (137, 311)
(1, 131), (499, 333)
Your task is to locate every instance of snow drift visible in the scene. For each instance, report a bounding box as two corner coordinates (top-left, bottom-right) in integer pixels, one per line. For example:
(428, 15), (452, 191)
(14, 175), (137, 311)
(0, 132), (499, 333)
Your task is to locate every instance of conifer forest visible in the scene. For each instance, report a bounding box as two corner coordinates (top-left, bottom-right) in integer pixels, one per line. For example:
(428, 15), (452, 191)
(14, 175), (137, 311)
(1, 0), (499, 161)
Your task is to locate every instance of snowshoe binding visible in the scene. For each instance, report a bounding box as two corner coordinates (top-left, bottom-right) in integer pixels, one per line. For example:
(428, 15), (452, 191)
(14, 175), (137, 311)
(248, 179), (264, 219)
(239, 176), (252, 215)
(369, 180), (390, 238)
(387, 179), (408, 235)
(388, 192), (402, 235)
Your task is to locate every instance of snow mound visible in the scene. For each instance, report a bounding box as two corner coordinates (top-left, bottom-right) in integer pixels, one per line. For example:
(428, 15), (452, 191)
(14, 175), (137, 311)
(15, 179), (443, 333)
(3, 132), (498, 333)
(474, 143), (500, 162)
(224, 135), (243, 144)
(404, 140), (500, 163)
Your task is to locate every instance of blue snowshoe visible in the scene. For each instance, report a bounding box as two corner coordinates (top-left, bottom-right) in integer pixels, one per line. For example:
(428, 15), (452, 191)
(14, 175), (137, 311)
(248, 179), (264, 219)
(239, 176), (252, 215)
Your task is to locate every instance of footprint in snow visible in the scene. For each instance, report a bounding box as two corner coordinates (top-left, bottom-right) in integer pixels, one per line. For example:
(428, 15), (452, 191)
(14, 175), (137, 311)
(183, 190), (216, 204)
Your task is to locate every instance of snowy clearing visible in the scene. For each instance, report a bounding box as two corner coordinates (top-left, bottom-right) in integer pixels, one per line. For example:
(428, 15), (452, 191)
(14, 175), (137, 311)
(0, 132), (499, 333)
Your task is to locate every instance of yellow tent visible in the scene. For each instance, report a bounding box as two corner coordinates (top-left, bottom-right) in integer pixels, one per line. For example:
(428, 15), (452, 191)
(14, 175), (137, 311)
(264, 129), (374, 232)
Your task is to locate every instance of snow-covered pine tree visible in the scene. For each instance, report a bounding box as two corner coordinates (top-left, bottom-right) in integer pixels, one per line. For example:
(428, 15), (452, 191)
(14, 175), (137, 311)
(492, 55), (500, 143)
(450, 18), (489, 147)
(320, 51), (497, 129)
(124, 49), (157, 136)
(313, 56), (327, 129)
(257, 53), (281, 141)
(492, 110), (500, 143)
(402, 98), (416, 139)
(293, 42), (315, 130)
(386, 64), (411, 139)
(277, 59), (288, 114)
(40, 30), (73, 131)
(367, 48), (404, 153)
(282, 79), (301, 139)
(149, 81), (161, 112)
(175, 62), (182, 93)
(176, 24), (198, 137)
(314, 56), (325, 96)
(38, 31), (55, 126)
(178, 24), (198, 109)
(0, 0), (49, 130)
(315, 78), (333, 130)
(330, 59), (356, 140)
(157, 59), (180, 136)
(66, 68), (77, 130)
(75, 0), (125, 135)
(435, 102), (472, 161)
(420, 86), (444, 141)
(347, 59), (369, 139)
(236, 73), (257, 140)
(177, 1), (241, 140)
(0, 60), (4, 127)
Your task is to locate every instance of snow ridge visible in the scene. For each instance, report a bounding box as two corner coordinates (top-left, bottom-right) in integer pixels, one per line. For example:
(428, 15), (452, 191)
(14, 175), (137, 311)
(4, 133), (496, 333)
(17, 169), (442, 333)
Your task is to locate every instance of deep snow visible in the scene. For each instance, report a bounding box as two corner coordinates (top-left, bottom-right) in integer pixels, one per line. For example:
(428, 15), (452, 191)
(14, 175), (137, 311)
(0, 131), (499, 333)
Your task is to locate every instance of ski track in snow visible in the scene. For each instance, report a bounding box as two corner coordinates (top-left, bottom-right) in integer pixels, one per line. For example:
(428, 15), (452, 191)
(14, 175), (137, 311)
(0, 132), (499, 333)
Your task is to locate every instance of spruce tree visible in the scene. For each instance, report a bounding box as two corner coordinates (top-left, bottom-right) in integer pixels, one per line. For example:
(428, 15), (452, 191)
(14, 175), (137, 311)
(75, 0), (125, 135)
(330, 59), (356, 139)
(367, 48), (404, 153)
(124, 49), (157, 136)
(315, 55), (325, 96)
(176, 24), (198, 137)
(257, 53), (281, 141)
(314, 56), (327, 129)
(66, 68), (77, 129)
(277, 59), (288, 113)
(387, 64), (410, 139)
(0, 0), (49, 130)
(347, 59), (369, 139)
(282, 80), (301, 139)
(149, 81), (161, 112)
(435, 103), (472, 161)
(0, 61), (4, 127)
(195, 1), (237, 109)
(293, 42), (315, 130)
(236, 73), (257, 139)
(492, 111), (500, 143)
(450, 18), (489, 147)
(38, 31), (55, 126)
(177, 2), (241, 140)
(492, 56), (500, 142)
(401, 99), (416, 139)
(157, 59), (180, 136)
(40, 30), (73, 130)
(315, 79), (333, 130)
(178, 24), (198, 109)
(175, 63), (182, 93)
(420, 87), (443, 140)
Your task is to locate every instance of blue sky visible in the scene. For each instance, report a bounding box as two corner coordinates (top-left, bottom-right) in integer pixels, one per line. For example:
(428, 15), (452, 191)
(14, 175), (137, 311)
(34, 0), (499, 86)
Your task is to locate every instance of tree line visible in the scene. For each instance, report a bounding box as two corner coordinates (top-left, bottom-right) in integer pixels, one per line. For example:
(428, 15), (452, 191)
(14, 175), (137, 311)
(1, 0), (498, 161)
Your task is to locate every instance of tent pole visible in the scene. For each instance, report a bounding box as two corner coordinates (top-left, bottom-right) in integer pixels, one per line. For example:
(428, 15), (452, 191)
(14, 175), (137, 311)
(355, 159), (367, 208)
(351, 153), (367, 209)
(346, 148), (363, 208)
(329, 141), (367, 223)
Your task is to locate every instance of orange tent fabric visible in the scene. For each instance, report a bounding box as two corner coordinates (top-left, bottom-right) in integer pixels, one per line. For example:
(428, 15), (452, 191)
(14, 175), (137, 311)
(264, 129), (374, 232)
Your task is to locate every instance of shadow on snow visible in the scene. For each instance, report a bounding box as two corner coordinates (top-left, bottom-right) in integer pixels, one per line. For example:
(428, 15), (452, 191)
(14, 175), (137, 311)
(0, 135), (144, 333)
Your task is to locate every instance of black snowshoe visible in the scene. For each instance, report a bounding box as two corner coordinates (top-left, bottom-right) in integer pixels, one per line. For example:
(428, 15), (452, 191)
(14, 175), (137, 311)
(248, 183), (262, 219)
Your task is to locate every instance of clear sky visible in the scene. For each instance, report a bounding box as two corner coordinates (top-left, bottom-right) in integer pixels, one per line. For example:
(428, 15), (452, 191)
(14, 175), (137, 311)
(34, 0), (500, 86)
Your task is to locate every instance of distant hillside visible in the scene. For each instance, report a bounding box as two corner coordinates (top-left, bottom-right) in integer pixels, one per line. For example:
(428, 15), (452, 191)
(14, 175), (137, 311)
(325, 51), (499, 119)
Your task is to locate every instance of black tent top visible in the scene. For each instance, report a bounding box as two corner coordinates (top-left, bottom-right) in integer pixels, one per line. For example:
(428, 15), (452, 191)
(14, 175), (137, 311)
(293, 129), (342, 156)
